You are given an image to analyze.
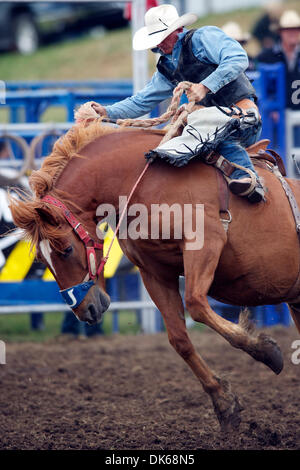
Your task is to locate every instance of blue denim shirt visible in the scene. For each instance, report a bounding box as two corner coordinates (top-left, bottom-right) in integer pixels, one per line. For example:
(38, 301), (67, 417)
(105, 26), (249, 120)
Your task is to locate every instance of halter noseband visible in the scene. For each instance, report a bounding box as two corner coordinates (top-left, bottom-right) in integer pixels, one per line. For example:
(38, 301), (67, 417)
(42, 195), (106, 309)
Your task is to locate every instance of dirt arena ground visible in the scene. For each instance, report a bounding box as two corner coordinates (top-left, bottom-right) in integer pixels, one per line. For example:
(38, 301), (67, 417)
(0, 325), (299, 450)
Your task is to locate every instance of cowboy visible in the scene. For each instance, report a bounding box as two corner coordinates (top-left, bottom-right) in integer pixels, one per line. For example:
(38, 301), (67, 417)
(92, 4), (264, 203)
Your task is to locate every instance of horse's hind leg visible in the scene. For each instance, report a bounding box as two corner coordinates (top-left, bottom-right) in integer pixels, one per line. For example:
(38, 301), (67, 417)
(288, 303), (300, 334)
(183, 238), (283, 375)
(139, 268), (243, 431)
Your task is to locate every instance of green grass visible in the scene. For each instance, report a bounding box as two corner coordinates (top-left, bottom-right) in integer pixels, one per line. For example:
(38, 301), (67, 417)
(0, 27), (133, 82)
(0, 312), (63, 342)
(0, 309), (206, 343)
(0, 310), (142, 343)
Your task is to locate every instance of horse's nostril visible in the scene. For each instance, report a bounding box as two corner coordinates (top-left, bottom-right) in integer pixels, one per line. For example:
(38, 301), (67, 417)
(99, 290), (110, 311)
(88, 304), (97, 322)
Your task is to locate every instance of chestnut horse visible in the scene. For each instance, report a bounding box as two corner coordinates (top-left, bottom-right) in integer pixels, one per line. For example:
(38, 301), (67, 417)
(9, 121), (300, 431)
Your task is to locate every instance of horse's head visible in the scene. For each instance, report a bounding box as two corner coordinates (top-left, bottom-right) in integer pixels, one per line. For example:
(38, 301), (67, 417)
(7, 122), (121, 324)
(9, 192), (110, 325)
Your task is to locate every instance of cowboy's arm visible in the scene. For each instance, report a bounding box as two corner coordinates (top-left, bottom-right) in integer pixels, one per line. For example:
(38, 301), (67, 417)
(100, 71), (174, 120)
(191, 26), (249, 95)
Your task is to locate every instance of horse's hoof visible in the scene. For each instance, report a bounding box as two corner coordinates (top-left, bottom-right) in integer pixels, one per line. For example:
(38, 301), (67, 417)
(250, 333), (284, 375)
(211, 379), (244, 432)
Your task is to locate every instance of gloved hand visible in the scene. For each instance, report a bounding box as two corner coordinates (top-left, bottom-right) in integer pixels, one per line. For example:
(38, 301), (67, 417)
(74, 101), (107, 123)
(186, 83), (209, 103)
(90, 102), (108, 118)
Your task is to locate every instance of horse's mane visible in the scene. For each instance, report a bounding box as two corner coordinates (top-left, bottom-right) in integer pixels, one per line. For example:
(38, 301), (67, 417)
(30, 119), (121, 198)
(9, 120), (165, 251)
(9, 120), (124, 250)
(30, 119), (165, 198)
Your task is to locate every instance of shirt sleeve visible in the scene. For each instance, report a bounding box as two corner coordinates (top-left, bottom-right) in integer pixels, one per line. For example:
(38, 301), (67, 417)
(105, 71), (175, 120)
(191, 26), (249, 93)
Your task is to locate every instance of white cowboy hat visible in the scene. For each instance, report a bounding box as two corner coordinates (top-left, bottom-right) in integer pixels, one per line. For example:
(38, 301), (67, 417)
(279, 10), (300, 29)
(132, 4), (198, 51)
(222, 21), (251, 43)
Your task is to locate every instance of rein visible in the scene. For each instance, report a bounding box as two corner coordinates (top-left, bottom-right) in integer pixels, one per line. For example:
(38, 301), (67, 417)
(114, 81), (195, 134)
(100, 159), (152, 270)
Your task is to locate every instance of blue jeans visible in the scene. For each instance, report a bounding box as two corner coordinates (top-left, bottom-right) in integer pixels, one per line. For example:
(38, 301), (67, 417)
(218, 122), (262, 179)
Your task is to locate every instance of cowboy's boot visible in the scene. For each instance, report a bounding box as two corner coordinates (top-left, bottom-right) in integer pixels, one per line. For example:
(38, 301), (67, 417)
(229, 177), (265, 204)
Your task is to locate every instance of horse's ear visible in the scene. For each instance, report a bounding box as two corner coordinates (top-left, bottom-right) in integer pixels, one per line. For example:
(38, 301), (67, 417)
(8, 193), (55, 232)
(35, 205), (58, 226)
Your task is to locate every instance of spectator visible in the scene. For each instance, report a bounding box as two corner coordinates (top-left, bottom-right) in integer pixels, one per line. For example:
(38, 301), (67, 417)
(222, 21), (256, 71)
(256, 10), (300, 111)
(252, 0), (283, 49)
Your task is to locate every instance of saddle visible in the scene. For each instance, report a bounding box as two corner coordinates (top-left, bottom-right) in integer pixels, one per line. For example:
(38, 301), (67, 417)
(246, 139), (286, 176)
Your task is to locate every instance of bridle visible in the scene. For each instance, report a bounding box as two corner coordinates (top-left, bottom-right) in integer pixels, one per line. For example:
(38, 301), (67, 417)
(41, 159), (152, 310)
(42, 195), (106, 309)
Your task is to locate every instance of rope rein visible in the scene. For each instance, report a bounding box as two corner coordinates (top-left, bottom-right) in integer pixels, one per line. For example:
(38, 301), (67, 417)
(112, 81), (197, 145)
(74, 81), (196, 145)
(115, 81), (196, 144)
(116, 81), (194, 129)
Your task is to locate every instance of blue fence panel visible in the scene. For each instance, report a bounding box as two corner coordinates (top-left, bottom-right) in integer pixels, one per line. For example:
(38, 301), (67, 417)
(3, 80), (159, 124)
(0, 278), (292, 328)
(252, 63), (286, 159)
(6, 80), (133, 91)
(208, 297), (291, 327)
(0, 280), (61, 306)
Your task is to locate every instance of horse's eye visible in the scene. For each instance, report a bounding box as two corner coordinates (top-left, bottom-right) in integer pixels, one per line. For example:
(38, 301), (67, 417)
(62, 246), (73, 258)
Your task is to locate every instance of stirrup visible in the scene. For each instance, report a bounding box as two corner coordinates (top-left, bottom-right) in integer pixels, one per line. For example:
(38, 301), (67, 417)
(229, 172), (265, 204)
(228, 164), (257, 193)
(246, 182), (265, 204)
(228, 177), (254, 196)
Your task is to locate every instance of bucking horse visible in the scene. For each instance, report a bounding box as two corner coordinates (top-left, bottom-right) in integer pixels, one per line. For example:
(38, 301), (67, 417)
(9, 112), (300, 431)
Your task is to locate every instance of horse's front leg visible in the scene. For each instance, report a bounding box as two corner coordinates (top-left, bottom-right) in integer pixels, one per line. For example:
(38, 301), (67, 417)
(139, 268), (243, 431)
